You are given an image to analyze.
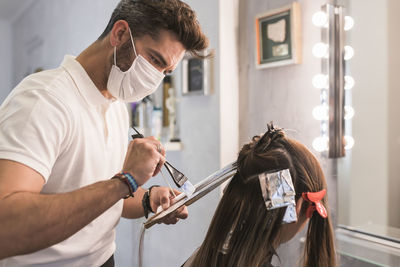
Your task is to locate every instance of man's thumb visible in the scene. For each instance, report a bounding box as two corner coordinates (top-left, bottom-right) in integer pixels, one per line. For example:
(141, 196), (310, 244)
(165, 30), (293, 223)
(161, 195), (170, 210)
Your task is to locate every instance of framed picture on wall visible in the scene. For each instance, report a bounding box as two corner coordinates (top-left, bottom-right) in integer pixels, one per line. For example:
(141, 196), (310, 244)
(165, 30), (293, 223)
(181, 51), (214, 96)
(255, 2), (302, 69)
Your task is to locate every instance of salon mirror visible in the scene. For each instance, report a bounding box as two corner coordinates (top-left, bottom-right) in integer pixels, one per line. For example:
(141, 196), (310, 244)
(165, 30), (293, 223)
(337, 0), (400, 243)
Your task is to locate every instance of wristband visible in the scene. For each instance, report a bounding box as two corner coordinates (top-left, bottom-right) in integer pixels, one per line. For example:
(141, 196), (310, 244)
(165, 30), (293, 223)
(112, 172), (139, 198)
(142, 185), (160, 218)
(121, 172), (139, 192)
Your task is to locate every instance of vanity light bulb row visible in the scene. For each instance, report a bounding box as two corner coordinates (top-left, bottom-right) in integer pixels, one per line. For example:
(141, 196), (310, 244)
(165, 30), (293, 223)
(312, 135), (354, 152)
(312, 11), (354, 31)
(312, 74), (355, 90)
(312, 9), (355, 154)
(312, 43), (354, 60)
(312, 105), (355, 121)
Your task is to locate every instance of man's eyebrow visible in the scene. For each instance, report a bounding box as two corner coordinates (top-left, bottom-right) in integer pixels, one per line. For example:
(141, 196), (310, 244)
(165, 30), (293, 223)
(147, 48), (168, 67)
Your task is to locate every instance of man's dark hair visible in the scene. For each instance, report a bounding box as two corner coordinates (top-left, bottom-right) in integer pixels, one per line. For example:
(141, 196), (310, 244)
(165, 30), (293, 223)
(99, 0), (209, 57)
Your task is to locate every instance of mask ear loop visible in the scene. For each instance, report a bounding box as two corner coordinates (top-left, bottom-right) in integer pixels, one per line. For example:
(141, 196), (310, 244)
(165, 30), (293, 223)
(114, 46), (117, 66)
(114, 27), (137, 67)
(127, 27), (138, 57)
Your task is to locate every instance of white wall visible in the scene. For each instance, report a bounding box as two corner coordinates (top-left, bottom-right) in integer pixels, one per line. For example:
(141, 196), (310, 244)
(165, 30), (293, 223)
(0, 19), (12, 103)
(12, 0), (118, 83)
(219, 0), (239, 168)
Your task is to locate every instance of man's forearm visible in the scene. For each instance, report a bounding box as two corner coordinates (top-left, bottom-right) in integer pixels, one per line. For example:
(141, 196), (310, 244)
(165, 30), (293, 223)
(0, 179), (128, 260)
(122, 187), (146, 219)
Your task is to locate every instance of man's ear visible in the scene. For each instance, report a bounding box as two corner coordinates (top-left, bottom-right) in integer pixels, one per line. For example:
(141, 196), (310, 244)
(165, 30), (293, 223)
(109, 20), (130, 47)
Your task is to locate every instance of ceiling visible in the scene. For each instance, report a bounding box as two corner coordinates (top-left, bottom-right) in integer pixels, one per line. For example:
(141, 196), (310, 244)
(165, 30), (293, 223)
(0, 0), (34, 21)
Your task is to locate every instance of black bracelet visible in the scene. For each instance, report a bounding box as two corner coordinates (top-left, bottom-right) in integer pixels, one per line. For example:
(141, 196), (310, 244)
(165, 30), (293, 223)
(142, 185), (160, 218)
(147, 185), (160, 212)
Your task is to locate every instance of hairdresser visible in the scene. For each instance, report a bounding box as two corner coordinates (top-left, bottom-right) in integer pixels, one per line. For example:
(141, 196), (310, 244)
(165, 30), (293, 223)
(0, 0), (209, 266)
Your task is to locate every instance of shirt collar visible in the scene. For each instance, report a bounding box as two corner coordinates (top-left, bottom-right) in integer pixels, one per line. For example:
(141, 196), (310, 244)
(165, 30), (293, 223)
(61, 55), (113, 107)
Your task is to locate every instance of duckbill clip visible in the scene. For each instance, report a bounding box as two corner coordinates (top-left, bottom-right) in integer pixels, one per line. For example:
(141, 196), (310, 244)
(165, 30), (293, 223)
(302, 189), (328, 219)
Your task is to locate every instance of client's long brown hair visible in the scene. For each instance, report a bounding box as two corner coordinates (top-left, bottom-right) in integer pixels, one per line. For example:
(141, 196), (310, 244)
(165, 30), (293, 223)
(190, 125), (337, 267)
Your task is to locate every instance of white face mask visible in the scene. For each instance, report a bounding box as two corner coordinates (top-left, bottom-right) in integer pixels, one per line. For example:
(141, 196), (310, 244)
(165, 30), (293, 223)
(107, 28), (165, 102)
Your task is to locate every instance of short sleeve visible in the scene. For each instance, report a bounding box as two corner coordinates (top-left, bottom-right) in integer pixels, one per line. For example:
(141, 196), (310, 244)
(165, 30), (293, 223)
(0, 89), (70, 182)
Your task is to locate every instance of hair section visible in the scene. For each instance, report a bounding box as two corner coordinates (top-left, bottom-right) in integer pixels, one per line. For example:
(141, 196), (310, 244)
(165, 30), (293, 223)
(190, 125), (337, 267)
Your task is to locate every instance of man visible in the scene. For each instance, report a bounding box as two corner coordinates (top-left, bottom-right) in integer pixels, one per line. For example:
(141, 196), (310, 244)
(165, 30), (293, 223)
(0, 0), (209, 266)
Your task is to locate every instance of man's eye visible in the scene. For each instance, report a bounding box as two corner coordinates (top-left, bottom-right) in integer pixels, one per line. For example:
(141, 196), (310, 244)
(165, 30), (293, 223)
(150, 55), (161, 66)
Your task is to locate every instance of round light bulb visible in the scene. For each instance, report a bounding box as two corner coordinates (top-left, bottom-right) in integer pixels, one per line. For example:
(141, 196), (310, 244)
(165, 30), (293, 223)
(312, 74), (329, 89)
(313, 136), (329, 152)
(344, 45), (354, 60)
(344, 106), (355, 120)
(344, 135), (355, 150)
(312, 43), (329, 58)
(312, 105), (329, 121)
(344, 16), (354, 31)
(344, 75), (355, 90)
(312, 11), (328, 27)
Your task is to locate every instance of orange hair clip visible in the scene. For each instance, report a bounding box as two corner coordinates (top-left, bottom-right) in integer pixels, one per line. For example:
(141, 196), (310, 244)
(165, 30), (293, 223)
(301, 189), (328, 218)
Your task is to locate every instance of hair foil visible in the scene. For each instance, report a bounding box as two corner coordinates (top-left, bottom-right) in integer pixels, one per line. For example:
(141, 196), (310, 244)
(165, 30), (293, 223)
(258, 169), (297, 224)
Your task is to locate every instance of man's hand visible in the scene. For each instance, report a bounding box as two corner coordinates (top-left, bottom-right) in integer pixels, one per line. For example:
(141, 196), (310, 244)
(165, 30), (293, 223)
(150, 187), (188, 225)
(122, 137), (166, 186)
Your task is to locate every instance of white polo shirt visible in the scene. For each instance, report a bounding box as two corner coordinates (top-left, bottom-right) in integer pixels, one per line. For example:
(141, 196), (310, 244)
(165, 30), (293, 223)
(0, 55), (129, 266)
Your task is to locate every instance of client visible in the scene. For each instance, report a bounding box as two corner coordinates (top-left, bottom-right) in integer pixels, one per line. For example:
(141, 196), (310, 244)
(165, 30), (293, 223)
(184, 124), (337, 267)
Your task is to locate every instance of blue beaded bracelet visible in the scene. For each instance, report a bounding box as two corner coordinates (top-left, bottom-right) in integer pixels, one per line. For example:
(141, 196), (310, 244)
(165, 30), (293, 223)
(121, 172), (139, 192)
(113, 172), (139, 198)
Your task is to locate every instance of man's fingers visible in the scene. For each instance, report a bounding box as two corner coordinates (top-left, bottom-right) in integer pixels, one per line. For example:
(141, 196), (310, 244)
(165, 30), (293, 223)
(160, 191), (170, 210)
(168, 218), (179, 225)
(153, 155), (165, 177)
(172, 189), (182, 196)
(150, 187), (188, 225)
(162, 214), (180, 225)
(161, 206), (188, 225)
(156, 143), (166, 157)
(150, 187), (176, 212)
(123, 137), (166, 185)
(175, 206), (188, 219)
(153, 162), (162, 177)
(146, 137), (165, 155)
